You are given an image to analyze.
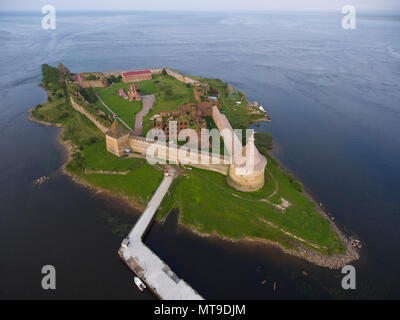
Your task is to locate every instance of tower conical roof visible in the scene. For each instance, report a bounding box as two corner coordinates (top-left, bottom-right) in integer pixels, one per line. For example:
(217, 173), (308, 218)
(107, 120), (128, 138)
(57, 62), (70, 75)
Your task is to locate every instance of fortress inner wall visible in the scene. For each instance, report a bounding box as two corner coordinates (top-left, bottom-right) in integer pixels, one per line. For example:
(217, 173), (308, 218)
(70, 97), (109, 133)
(129, 136), (229, 175)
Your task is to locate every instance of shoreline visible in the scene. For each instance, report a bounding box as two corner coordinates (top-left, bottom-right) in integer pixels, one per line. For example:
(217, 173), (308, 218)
(175, 204), (358, 270)
(28, 82), (359, 270)
(28, 108), (359, 269)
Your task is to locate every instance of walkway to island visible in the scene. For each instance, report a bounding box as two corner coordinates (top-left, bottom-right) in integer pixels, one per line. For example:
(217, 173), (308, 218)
(119, 168), (203, 300)
(134, 94), (155, 136)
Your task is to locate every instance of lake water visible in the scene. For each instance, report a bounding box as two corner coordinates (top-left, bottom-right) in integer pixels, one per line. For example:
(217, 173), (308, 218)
(0, 11), (399, 299)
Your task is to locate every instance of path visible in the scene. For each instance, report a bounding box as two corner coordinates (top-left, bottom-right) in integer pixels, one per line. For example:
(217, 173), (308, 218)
(134, 94), (155, 136)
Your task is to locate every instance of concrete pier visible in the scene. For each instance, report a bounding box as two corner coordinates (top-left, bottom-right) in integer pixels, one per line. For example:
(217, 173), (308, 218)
(119, 169), (203, 300)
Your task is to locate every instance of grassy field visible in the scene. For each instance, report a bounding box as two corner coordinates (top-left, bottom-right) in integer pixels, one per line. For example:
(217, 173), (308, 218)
(157, 160), (345, 255)
(97, 82), (142, 129)
(82, 163), (163, 207)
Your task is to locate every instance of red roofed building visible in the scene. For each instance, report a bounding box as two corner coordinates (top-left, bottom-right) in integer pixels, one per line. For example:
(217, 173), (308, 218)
(122, 70), (152, 83)
(75, 75), (84, 82)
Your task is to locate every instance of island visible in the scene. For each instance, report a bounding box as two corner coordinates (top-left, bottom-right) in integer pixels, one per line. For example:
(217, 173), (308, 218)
(29, 63), (359, 298)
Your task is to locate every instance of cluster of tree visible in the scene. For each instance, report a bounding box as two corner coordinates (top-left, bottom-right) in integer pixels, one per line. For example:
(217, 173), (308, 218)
(79, 87), (97, 104)
(41, 64), (65, 94)
(68, 151), (85, 171)
(254, 132), (273, 151)
(284, 172), (304, 192)
(106, 74), (122, 85)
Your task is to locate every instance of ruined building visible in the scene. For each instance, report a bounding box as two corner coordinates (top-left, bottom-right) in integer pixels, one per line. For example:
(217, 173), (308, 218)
(122, 70), (152, 83)
(128, 84), (141, 102)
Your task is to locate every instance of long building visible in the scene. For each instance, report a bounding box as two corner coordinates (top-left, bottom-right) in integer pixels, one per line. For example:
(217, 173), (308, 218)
(122, 70), (152, 83)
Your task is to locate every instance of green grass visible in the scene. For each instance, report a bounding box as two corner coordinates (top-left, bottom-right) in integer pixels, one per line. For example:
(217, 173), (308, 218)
(82, 162), (163, 206)
(97, 83), (142, 129)
(83, 140), (144, 172)
(157, 163), (344, 255)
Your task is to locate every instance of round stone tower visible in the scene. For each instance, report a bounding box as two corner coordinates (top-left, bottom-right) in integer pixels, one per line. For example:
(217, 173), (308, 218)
(227, 132), (267, 192)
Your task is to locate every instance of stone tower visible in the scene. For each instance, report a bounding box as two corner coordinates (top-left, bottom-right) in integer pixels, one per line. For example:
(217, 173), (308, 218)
(106, 120), (129, 157)
(227, 132), (267, 192)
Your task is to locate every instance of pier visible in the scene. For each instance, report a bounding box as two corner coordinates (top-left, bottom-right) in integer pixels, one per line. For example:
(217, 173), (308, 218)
(119, 169), (203, 300)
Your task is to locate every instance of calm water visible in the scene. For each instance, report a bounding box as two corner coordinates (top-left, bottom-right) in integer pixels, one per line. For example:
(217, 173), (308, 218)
(0, 11), (399, 299)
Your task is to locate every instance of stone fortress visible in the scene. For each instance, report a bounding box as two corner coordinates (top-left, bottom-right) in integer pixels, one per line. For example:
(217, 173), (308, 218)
(105, 67), (267, 192)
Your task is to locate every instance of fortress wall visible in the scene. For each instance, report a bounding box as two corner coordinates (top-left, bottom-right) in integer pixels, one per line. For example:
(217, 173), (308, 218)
(70, 97), (109, 133)
(129, 136), (229, 175)
(150, 69), (163, 75)
(211, 106), (242, 156)
(165, 68), (198, 85)
(79, 80), (107, 88)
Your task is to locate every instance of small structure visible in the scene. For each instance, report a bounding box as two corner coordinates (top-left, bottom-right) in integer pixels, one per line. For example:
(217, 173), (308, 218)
(75, 74), (84, 82)
(119, 89), (128, 99)
(106, 120), (130, 157)
(57, 62), (71, 76)
(122, 70), (152, 83)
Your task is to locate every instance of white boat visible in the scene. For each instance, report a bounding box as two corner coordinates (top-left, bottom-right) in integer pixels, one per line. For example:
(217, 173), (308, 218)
(134, 277), (146, 292)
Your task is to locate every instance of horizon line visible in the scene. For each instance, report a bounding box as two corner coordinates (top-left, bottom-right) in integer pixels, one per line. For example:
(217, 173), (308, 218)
(1, 8), (399, 14)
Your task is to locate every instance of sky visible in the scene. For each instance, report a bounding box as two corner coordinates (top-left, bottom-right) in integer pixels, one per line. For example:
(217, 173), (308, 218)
(1, 0), (399, 13)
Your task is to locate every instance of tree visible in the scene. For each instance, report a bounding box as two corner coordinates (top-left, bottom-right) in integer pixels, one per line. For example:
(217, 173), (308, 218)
(292, 180), (304, 192)
(162, 69), (167, 76)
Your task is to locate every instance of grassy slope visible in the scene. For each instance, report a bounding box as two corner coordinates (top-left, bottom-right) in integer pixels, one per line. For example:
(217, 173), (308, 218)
(157, 162), (344, 255)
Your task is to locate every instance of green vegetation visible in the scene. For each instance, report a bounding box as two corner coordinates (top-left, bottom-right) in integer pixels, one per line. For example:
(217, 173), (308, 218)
(79, 87), (97, 104)
(255, 132), (273, 152)
(32, 73), (162, 206)
(41, 64), (65, 94)
(198, 77), (265, 132)
(141, 74), (196, 134)
(106, 74), (122, 85)
(157, 151), (345, 255)
(96, 82), (141, 129)
(32, 64), (345, 257)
